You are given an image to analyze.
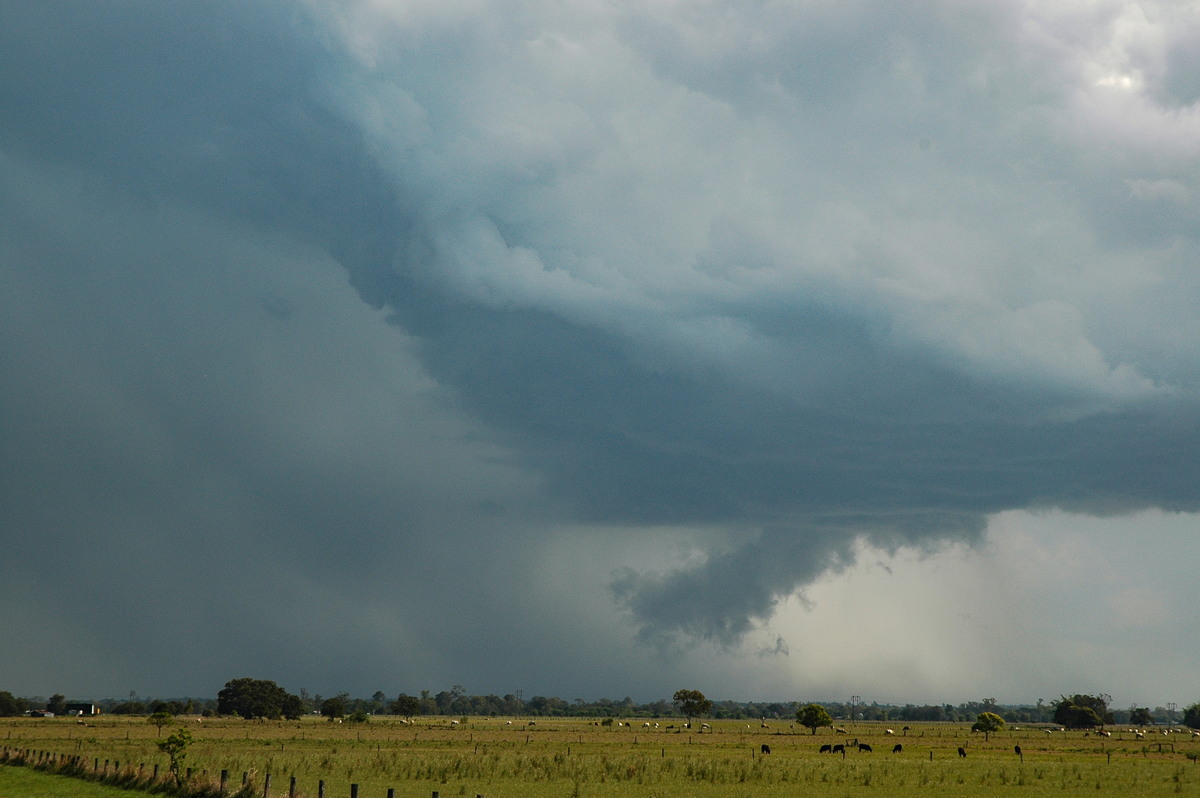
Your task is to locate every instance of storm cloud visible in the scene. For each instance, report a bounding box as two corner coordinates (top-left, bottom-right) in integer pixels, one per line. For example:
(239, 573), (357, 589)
(2, 1), (1199, 702)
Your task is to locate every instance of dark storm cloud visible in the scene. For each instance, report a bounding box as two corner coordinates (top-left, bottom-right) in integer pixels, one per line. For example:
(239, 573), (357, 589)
(3, 0), (1199, 696)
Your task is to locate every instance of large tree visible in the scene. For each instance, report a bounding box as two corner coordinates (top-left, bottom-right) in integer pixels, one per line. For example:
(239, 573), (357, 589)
(796, 703), (834, 734)
(391, 694), (421, 720)
(217, 678), (300, 720)
(1129, 707), (1153, 727)
(0, 691), (28, 717)
(321, 694), (348, 720)
(1052, 694), (1113, 729)
(1183, 703), (1200, 730)
(672, 689), (713, 723)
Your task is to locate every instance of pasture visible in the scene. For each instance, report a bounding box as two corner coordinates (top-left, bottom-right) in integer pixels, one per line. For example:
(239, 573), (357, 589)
(2, 715), (1197, 798)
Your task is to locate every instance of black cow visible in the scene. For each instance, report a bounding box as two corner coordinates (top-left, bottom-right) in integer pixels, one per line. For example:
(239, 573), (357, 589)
(832, 744), (845, 754)
(958, 747), (967, 758)
(858, 743), (872, 753)
(819, 744), (832, 753)
(760, 744), (770, 754)
(892, 744), (903, 753)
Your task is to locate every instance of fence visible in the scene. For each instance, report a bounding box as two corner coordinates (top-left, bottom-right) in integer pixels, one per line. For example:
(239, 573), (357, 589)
(1, 746), (482, 798)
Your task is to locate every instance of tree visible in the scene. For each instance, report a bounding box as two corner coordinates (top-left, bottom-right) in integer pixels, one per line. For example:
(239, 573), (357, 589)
(673, 689), (713, 724)
(796, 703), (834, 735)
(321, 694), (348, 720)
(1129, 707), (1153, 727)
(217, 678), (299, 720)
(971, 712), (1005, 741)
(280, 692), (304, 721)
(1183, 703), (1200, 730)
(1052, 694), (1112, 729)
(391, 694), (421, 719)
(46, 694), (67, 715)
(0, 692), (28, 717)
(156, 727), (192, 787)
(149, 711), (173, 735)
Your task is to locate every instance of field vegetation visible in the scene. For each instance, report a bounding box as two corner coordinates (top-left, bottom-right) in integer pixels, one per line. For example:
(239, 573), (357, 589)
(3, 714), (1198, 798)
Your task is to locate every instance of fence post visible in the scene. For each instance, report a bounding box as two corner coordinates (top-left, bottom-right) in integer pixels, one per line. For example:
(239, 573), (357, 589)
(264, 772), (272, 797)
(317, 779), (324, 798)
(350, 784), (358, 798)
(221, 769), (229, 794)
(290, 774), (296, 797)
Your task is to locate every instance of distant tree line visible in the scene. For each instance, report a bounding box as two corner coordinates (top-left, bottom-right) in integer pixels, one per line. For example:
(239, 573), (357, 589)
(2, 684), (1197, 730)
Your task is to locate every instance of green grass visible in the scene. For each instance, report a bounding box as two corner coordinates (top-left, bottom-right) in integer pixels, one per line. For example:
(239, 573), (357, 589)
(0, 766), (146, 797)
(4, 716), (1198, 797)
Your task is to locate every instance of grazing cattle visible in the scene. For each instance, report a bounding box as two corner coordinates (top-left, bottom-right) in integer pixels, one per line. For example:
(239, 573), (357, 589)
(1014, 745), (1022, 757)
(858, 743), (872, 753)
(832, 744), (845, 754)
(819, 744), (832, 753)
(760, 744), (771, 754)
(835, 727), (848, 734)
(892, 744), (902, 754)
(885, 729), (894, 735)
(958, 747), (967, 758)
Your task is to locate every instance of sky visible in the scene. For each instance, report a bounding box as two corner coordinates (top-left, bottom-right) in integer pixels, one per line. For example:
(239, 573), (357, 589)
(2, 0), (1199, 711)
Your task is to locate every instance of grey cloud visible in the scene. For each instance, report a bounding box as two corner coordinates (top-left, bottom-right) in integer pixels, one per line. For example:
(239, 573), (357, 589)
(3, 0), (1199, 695)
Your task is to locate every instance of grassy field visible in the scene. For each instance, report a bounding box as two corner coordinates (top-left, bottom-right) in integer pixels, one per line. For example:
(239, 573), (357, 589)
(3, 715), (1198, 797)
(0, 765), (161, 798)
